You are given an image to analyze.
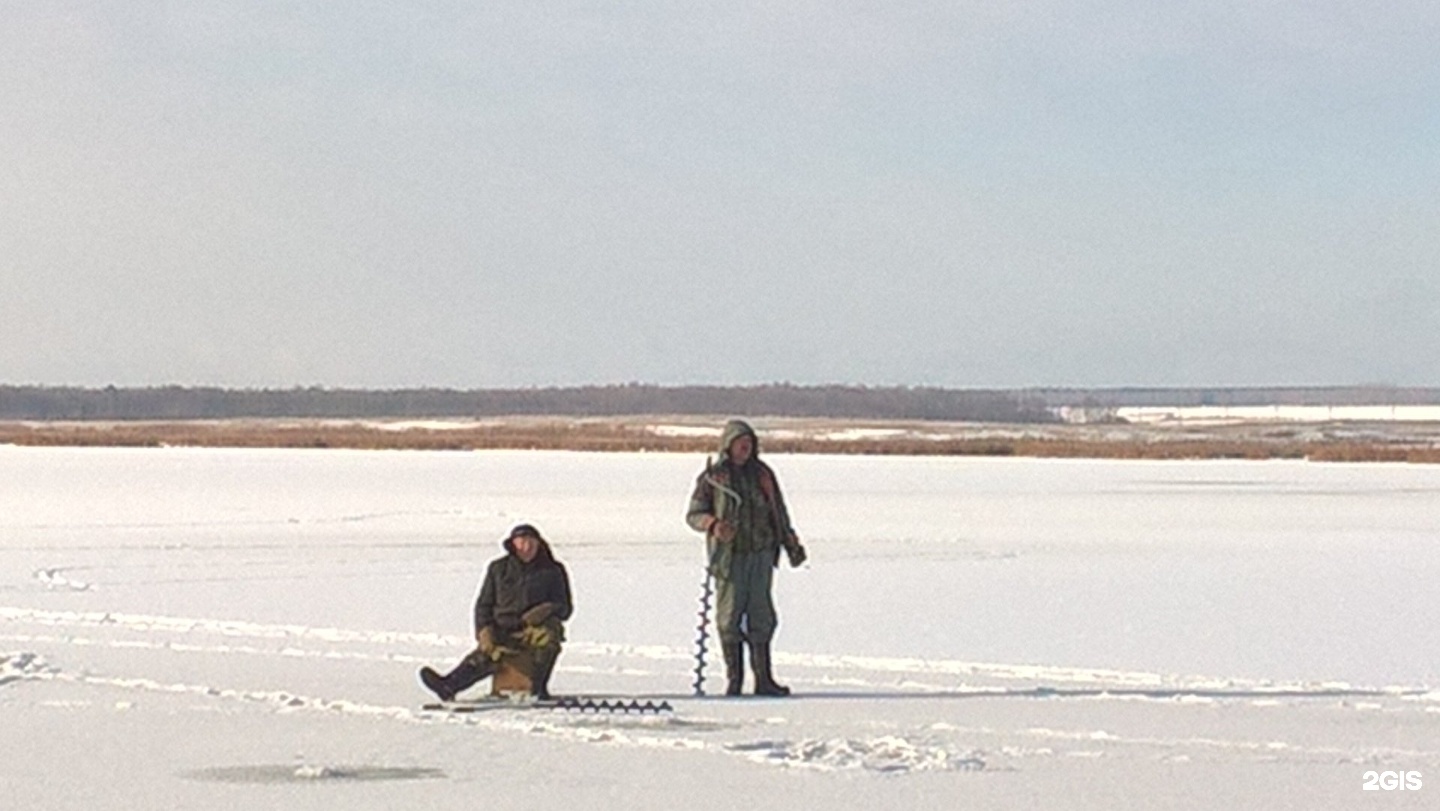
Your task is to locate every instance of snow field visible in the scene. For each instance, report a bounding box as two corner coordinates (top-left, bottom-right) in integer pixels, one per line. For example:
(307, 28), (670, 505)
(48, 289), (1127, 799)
(2, 446), (1439, 809)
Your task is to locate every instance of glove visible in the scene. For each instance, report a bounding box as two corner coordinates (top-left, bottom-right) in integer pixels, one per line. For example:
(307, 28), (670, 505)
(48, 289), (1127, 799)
(476, 626), (515, 661)
(517, 623), (555, 650)
(521, 602), (559, 626)
(477, 625), (497, 654)
(784, 541), (807, 568)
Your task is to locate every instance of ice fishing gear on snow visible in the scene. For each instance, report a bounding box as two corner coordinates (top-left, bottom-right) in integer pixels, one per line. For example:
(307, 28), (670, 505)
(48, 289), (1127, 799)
(549, 696), (673, 714)
(424, 695), (673, 715)
(692, 569), (713, 696)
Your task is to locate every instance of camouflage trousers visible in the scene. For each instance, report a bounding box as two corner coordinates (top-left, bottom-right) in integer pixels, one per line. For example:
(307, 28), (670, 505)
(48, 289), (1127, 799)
(715, 550), (777, 647)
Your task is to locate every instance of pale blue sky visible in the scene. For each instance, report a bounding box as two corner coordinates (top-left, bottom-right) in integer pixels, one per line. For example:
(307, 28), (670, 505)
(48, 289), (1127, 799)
(3, 2), (1437, 388)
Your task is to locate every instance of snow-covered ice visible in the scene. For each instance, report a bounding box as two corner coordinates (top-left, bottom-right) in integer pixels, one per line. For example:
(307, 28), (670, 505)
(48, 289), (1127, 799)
(1117, 404), (1440, 424)
(2, 446), (1437, 809)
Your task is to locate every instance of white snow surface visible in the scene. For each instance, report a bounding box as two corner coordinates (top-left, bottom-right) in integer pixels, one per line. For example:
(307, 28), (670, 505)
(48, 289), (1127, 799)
(1117, 404), (1440, 424)
(1, 446), (1437, 809)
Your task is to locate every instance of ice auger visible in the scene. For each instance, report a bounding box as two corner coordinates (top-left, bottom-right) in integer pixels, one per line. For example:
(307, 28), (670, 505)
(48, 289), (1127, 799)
(693, 569), (713, 696)
(550, 696), (673, 714)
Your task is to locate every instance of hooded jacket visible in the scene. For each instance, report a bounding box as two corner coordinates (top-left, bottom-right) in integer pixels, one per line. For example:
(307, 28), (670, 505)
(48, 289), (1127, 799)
(686, 419), (798, 577)
(473, 534), (573, 636)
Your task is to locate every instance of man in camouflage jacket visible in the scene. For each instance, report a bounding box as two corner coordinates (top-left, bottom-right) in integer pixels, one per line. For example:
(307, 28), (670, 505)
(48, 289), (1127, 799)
(687, 419), (807, 696)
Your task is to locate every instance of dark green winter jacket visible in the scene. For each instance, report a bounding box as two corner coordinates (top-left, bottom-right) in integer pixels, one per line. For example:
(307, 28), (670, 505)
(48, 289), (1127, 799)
(473, 537), (573, 636)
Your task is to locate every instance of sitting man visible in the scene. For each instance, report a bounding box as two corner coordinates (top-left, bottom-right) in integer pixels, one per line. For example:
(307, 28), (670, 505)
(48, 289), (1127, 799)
(419, 523), (573, 701)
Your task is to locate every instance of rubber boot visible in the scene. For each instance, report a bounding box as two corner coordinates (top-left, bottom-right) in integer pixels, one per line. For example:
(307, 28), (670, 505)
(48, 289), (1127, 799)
(721, 639), (745, 697)
(419, 658), (489, 702)
(750, 642), (790, 697)
(530, 646), (560, 700)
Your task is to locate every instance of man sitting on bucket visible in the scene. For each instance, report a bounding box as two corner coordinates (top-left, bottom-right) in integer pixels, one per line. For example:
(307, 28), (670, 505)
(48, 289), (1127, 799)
(419, 523), (573, 701)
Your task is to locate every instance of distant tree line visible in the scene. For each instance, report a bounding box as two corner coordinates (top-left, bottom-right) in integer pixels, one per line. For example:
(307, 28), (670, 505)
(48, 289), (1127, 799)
(0, 384), (1054, 422)
(3, 384), (1437, 423)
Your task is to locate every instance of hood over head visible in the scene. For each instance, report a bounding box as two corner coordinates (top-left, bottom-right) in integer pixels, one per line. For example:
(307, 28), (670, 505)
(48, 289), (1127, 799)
(502, 523), (557, 563)
(719, 419), (758, 462)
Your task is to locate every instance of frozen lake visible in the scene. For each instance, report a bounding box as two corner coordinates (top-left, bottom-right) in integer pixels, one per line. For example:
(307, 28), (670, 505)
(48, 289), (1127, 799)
(3, 447), (1437, 809)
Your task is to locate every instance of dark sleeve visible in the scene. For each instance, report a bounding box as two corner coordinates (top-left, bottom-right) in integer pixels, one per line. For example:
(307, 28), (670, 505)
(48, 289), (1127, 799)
(767, 464), (798, 541)
(473, 560), (500, 634)
(552, 562), (574, 622)
(685, 469), (716, 533)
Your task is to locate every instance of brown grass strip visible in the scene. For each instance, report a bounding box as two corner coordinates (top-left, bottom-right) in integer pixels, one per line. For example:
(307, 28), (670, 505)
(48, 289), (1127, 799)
(4, 419), (1440, 464)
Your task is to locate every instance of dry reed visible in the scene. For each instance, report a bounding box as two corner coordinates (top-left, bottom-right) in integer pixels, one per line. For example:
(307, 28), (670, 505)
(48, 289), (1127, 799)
(3, 419), (1439, 464)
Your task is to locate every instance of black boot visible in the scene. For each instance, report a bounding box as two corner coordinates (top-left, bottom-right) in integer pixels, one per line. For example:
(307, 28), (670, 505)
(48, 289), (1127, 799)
(721, 640), (745, 697)
(418, 658), (489, 702)
(530, 647), (560, 700)
(418, 666), (453, 701)
(750, 642), (790, 697)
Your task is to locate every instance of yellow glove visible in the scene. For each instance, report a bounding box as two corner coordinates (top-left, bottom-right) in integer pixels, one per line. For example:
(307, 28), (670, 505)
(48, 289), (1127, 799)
(477, 626), (515, 661)
(517, 624), (555, 650)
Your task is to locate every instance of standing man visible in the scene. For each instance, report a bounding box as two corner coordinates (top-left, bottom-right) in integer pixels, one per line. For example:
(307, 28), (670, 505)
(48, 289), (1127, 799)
(418, 523), (573, 701)
(687, 419), (808, 696)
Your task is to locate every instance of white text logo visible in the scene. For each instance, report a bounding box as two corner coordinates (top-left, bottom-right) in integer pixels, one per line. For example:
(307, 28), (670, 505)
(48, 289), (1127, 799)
(1363, 771), (1422, 791)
